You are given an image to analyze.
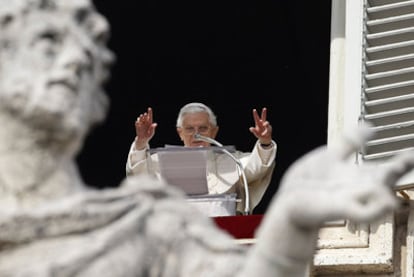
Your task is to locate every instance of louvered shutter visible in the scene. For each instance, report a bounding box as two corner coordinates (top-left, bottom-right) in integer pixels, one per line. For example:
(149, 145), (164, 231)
(361, 0), (414, 162)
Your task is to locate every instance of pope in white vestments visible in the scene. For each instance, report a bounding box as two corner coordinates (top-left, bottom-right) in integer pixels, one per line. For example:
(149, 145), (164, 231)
(126, 102), (277, 215)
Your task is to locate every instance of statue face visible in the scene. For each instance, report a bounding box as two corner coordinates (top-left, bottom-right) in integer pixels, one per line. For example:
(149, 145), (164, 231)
(0, 0), (115, 137)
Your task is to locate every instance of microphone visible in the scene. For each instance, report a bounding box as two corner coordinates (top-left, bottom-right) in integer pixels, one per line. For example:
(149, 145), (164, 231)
(194, 133), (250, 215)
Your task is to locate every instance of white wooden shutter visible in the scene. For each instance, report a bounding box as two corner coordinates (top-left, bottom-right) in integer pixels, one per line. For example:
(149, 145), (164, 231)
(361, 0), (414, 162)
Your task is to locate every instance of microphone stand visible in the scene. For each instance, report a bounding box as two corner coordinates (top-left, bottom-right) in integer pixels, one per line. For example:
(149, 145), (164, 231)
(194, 133), (250, 215)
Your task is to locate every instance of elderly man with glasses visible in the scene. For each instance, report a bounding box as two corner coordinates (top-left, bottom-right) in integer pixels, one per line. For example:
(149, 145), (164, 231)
(126, 102), (277, 215)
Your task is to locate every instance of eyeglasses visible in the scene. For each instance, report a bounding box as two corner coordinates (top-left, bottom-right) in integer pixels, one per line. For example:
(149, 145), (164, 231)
(181, 125), (211, 135)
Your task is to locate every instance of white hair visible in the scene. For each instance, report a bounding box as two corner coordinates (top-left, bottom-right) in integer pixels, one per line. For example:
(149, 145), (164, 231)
(176, 102), (217, 127)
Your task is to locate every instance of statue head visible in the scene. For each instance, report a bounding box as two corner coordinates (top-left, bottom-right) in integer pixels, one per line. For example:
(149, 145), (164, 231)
(0, 0), (115, 148)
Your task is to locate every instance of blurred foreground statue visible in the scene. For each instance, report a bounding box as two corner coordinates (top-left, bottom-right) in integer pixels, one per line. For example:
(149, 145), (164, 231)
(1, 0), (414, 276)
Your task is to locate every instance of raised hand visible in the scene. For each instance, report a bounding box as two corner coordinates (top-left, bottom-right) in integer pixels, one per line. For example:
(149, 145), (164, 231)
(134, 107), (157, 150)
(249, 107), (272, 145)
(275, 125), (414, 226)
